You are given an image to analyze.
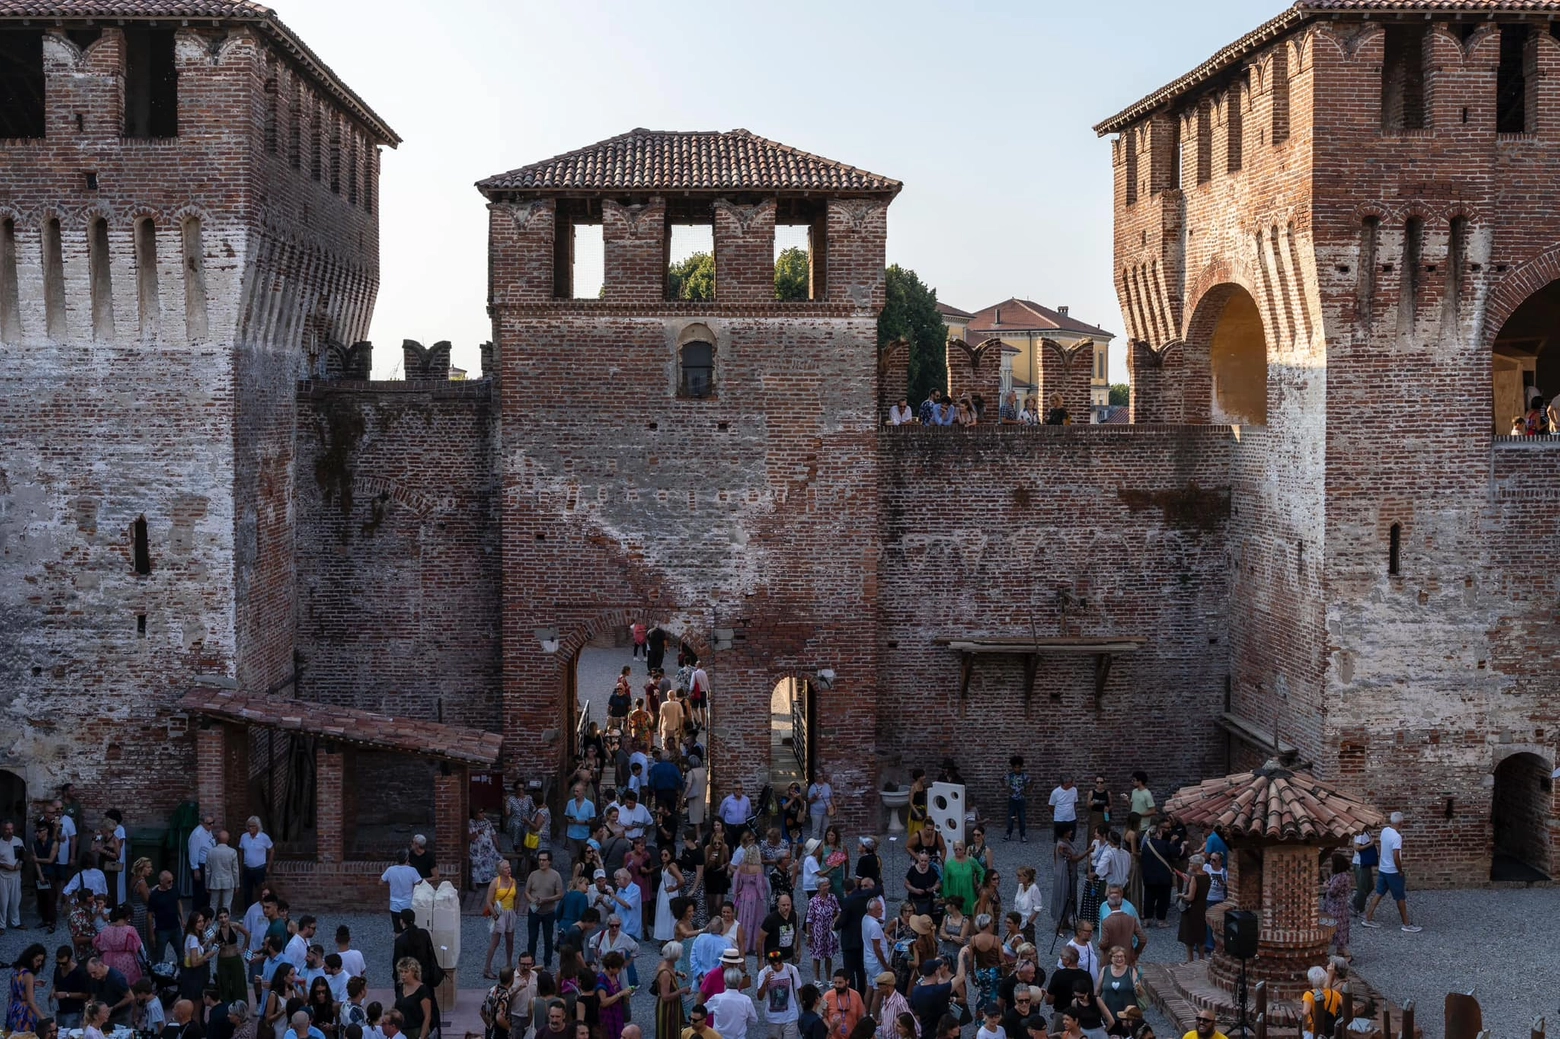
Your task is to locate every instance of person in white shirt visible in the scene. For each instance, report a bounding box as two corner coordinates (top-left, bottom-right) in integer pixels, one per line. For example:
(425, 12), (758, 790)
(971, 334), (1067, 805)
(335, 925), (367, 978)
(1012, 866), (1042, 940)
(0, 821), (24, 929)
(1048, 779), (1079, 841)
(616, 791), (653, 841)
(1361, 811), (1421, 933)
(63, 862), (109, 898)
(187, 815), (217, 909)
(238, 817), (273, 906)
(285, 915), (317, 970)
(756, 949), (803, 1039)
(888, 399), (914, 426)
(1061, 919), (1099, 979)
(380, 852), (423, 932)
(705, 968), (759, 1039)
(861, 898), (889, 979)
(806, 774), (834, 840)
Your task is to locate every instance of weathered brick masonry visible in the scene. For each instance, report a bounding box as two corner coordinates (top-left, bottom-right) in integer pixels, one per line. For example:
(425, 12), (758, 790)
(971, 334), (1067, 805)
(6, 1), (1558, 891)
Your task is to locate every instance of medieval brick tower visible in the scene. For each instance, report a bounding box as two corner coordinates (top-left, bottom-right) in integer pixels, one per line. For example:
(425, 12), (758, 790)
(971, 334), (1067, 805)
(1097, 0), (1560, 884)
(478, 130), (900, 817)
(0, 1), (396, 819)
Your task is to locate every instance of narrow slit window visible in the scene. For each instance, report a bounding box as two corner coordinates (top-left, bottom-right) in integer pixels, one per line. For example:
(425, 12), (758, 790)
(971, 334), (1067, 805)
(182, 216), (207, 340)
(135, 217), (159, 338)
(132, 515), (151, 575)
(42, 217), (64, 337)
(1381, 25), (1428, 132)
(88, 216), (114, 340)
(0, 29), (46, 139)
(123, 28), (177, 138)
(310, 101), (323, 181)
(1195, 101), (1213, 184)
(347, 131), (359, 205)
(1227, 75), (1246, 173)
(1388, 523), (1401, 576)
(364, 147), (375, 214)
(1271, 46), (1290, 144)
(1496, 24), (1532, 134)
(1400, 217), (1422, 326)
(329, 113), (341, 194)
(263, 64), (278, 154)
(1124, 131), (1138, 205)
(0, 218), (20, 342)
(1357, 216), (1379, 329)
(1445, 215), (1467, 322)
(287, 78), (302, 170)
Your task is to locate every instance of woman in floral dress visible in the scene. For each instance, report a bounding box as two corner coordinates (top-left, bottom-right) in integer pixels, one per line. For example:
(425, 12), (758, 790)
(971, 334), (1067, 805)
(469, 809), (502, 887)
(1322, 854), (1353, 959)
(805, 883), (839, 980)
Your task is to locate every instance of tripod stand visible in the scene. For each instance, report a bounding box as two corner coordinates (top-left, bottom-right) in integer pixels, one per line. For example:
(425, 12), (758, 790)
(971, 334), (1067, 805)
(1235, 955), (1250, 1039)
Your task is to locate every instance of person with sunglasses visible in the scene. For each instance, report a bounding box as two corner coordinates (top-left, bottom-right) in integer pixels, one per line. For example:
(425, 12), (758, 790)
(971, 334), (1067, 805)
(1181, 1013), (1227, 1039)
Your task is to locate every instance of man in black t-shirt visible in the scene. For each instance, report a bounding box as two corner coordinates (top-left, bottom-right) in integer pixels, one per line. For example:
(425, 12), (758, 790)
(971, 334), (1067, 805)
(146, 870), (184, 962)
(999, 958), (1042, 1012)
(53, 948), (90, 1027)
(1045, 947), (1093, 1030)
(408, 836), (437, 880)
(86, 955), (134, 1026)
(758, 894), (799, 962)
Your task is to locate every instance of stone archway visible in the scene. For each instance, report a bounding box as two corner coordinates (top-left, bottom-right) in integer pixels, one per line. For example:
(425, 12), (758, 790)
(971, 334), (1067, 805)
(1488, 277), (1560, 434)
(1185, 283), (1268, 426)
(1491, 750), (1554, 881)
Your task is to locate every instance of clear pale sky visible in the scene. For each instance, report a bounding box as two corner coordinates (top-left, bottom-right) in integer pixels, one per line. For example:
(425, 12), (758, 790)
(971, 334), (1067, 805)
(277, 0), (1292, 381)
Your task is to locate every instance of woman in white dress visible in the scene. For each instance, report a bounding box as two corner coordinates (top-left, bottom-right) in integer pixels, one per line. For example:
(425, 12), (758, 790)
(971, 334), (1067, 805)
(652, 846), (684, 941)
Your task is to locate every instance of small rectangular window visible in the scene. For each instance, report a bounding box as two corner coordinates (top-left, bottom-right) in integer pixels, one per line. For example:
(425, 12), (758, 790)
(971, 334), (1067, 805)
(0, 218), (20, 342)
(1445, 215), (1467, 323)
(89, 217), (114, 340)
(1496, 24), (1532, 134)
(1382, 25), (1428, 132)
(124, 28), (177, 139)
(42, 217), (65, 338)
(1388, 523), (1401, 576)
(135, 218), (159, 338)
(0, 29), (46, 139)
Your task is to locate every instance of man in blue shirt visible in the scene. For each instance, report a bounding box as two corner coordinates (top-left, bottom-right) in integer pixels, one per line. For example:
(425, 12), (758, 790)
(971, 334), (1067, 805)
(283, 1010), (326, 1039)
(648, 751), (683, 817)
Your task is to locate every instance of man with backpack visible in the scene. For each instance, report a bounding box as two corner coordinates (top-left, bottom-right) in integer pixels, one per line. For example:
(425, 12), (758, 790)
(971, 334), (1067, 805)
(480, 968), (515, 1039)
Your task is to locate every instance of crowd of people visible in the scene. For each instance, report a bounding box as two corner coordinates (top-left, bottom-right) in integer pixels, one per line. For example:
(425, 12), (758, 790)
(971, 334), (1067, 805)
(887, 391), (1072, 428)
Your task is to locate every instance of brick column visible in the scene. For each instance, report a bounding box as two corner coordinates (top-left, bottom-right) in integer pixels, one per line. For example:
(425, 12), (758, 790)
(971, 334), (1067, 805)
(433, 765), (468, 889)
(601, 198), (667, 302)
(315, 744), (344, 864)
(712, 199), (776, 301)
(1038, 339), (1094, 420)
(1210, 842), (1329, 998)
(945, 339), (1002, 416)
(195, 723), (226, 821)
(1128, 339), (1182, 423)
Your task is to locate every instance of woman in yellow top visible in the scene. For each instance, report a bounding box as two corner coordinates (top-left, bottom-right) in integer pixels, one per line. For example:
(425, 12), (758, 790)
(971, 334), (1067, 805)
(482, 859), (520, 979)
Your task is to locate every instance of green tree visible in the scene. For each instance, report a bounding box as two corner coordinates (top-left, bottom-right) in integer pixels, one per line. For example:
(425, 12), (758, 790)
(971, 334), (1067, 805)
(879, 264), (947, 407)
(774, 246), (811, 301)
(668, 252), (715, 301)
(1109, 383), (1130, 407)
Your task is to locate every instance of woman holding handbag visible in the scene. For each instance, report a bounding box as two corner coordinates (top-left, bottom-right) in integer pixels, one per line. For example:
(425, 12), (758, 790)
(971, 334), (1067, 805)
(482, 859), (520, 979)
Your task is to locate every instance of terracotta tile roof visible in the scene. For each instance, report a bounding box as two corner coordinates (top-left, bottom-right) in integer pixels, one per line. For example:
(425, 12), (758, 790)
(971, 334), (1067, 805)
(937, 301), (976, 321)
(1166, 759), (1385, 842)
(178, 688), (503, 766)
(0, 0), (399, 145)
(478, 128), (902, 197)
(968, 298), (1116, 340)
(1094, 1), (1560, 136)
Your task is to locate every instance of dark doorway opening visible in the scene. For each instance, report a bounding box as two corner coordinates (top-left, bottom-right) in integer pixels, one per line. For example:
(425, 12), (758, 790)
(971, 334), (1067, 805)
(0, 29), (45, 139)
(124, 28), (177, 138)
(0, 769), (25, 825)
(1490, 752), (1553, 882)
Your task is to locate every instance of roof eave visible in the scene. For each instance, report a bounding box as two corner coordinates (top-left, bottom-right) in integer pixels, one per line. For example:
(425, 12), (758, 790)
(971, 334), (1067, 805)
(475, 182), (902, 201)
(1092, 6), (1306, 136)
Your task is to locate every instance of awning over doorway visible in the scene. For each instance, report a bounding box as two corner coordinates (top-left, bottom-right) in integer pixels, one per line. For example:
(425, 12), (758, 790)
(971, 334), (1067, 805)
(178, 688), (504, 766)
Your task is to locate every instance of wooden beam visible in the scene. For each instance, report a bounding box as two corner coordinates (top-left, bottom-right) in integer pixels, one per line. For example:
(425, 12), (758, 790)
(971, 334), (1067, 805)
(1022, 653), (1038, 704)
(1094, 652), (1113, 704)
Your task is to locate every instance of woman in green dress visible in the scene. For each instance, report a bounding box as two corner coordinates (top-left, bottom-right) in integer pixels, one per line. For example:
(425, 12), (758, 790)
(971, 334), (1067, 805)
(940, 841), (985, 920)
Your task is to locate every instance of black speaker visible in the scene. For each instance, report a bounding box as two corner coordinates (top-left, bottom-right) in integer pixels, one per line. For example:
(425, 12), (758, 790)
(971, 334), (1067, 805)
(1224, 909), (1259, 958)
